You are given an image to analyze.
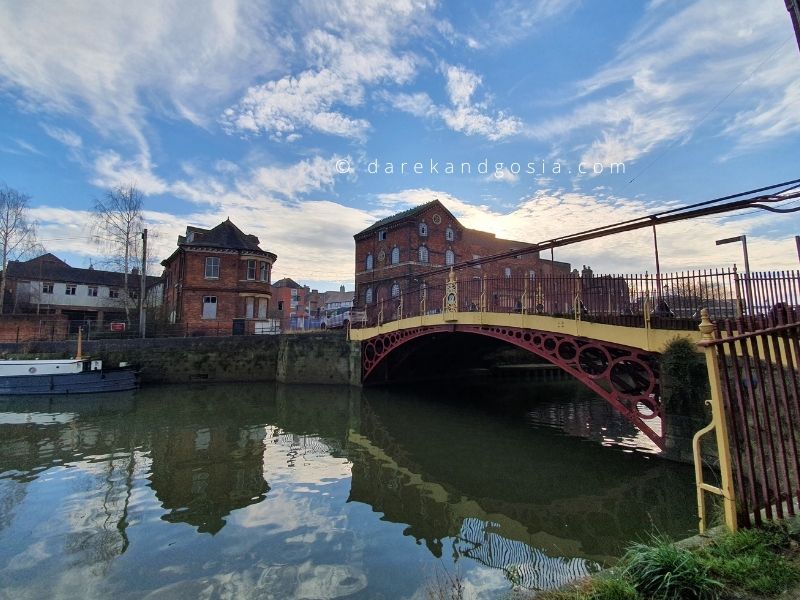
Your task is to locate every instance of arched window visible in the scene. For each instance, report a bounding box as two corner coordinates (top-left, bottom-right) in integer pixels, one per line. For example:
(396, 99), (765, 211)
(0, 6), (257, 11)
(445, 249), (454, 265)
(445, 227), (454, 241)
(418, 245), (429, 263)
(419, 222), (428, 236)
(391, 246), (400, 264)
(365, 287), (373, 304)
(391, 282), (400, 298)
(366, 253), (373, 271)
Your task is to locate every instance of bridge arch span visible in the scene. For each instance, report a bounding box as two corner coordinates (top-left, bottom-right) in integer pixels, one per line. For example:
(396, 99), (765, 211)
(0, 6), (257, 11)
(361, 324), (664, 449)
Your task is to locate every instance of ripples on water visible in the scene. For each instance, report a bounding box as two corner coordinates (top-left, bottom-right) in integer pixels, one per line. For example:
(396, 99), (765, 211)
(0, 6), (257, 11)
(0, 381), (697, 599)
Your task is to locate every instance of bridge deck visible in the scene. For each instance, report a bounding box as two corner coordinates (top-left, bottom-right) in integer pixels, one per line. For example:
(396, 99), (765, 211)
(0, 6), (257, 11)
(350, 311), (698, 353)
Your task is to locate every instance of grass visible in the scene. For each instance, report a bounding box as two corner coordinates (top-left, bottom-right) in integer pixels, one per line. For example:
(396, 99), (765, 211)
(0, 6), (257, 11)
(502, 524), (800, 600)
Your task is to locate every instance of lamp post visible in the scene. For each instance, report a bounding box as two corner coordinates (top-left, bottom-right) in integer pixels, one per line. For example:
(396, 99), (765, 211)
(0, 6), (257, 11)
(716, 235), (751, 315)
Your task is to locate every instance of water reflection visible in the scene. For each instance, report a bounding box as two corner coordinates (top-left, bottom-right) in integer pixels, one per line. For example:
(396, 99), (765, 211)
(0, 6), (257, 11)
(0, 380), (697, 598)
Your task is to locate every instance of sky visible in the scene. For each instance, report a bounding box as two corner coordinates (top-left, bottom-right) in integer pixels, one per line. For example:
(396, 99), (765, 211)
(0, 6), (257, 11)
(0, 0), (798, 292)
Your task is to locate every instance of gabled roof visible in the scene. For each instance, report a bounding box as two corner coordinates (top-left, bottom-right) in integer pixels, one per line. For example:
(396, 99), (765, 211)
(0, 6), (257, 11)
(180, 218), (265, 252)
(6, 255), (162, 289)
(273, 277), (303, 289)
(354, 199), (459, 239)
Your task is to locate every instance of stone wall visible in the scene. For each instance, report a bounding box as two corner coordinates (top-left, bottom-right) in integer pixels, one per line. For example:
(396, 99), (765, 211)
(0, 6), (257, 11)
(0, 332), (361, 386)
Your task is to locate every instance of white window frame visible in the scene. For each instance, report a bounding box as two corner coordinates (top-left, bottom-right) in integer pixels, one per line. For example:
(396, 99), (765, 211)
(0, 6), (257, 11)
(446, 227), (454, 241)
(42, 282), (54, 294)
(445, 249), (454, 265)
(246, 259), (256, 281)
(205, 256), (220, 279)
(109, 288), (120, 299)
(391, 282), (400, 298)
(366, 253), (373, 271)
(418, 246), (429, 263)
(419, 222), (427, 236)
(87, 286), (98, 297)
(365, 287), (373, 304)
(260, 261), (268, 282)
(65, 283), (77, 296)
(391, 247), (400, 264)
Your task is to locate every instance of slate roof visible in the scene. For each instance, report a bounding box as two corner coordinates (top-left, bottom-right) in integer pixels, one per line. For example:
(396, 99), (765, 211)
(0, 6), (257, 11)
(180, 218), (267, 253)
(273, 277), (303, 289)
(354, 199), (458, 239)
(6, 254), (162, 290)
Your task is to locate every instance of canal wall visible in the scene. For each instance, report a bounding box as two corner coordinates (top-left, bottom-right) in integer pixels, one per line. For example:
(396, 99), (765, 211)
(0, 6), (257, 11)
(0, 333), (362, 386)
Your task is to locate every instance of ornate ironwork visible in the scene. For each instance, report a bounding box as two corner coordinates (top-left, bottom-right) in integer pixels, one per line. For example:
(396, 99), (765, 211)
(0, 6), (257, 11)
(361, 324), (664, 448)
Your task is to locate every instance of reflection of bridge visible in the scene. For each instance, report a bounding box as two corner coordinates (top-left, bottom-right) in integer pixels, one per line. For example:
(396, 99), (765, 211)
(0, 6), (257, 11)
(351, 268), (800, 450)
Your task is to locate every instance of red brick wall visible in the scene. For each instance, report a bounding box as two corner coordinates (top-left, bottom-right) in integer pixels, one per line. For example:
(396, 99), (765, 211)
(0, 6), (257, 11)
(163, 248), (273, 334)
(0, 315), (70, 343)
(354, 203), (571, 308)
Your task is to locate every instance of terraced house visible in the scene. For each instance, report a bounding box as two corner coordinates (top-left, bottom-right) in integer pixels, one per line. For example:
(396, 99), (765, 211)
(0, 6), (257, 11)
(161, 219), (277, 335)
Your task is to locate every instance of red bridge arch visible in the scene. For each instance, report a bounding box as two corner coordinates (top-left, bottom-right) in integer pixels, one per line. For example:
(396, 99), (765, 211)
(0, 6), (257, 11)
(361, 324), (664, 449)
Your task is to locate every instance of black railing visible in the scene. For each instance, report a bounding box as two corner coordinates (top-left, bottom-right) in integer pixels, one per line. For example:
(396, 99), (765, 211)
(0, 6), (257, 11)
(360, 269), (800, 332)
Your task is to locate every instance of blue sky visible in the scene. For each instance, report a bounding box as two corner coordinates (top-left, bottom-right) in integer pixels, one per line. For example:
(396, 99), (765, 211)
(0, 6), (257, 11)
(1, 0), (798, 291)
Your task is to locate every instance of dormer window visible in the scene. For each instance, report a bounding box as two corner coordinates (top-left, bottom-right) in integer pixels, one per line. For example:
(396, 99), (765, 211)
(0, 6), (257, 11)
(419, 222), (428, 236)
(445, 227), (454, 241)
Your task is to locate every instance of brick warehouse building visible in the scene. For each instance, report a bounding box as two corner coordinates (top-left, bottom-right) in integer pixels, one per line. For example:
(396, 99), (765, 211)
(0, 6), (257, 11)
(161, 219), (277, 335)
(353, 199), (572, 320)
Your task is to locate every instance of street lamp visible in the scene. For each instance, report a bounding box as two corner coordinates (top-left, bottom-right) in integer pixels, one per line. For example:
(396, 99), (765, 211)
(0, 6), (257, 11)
(716, 235), (752, 315)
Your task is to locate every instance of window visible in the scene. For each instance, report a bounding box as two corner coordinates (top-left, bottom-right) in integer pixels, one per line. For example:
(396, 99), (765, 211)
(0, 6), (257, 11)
(419, 222), (428, 236)
(246, 259), (256, 280)
(246, 296), (254, 318)
(129, 290), (138, 300)
(42, 282), (53, 294)
(445, 249), (454, 265)
(391, 247), (400, 264)
(446, 227), (454, 241)
(472, 254), (481, 269)
(378, 229), (387, 241)
(365, 287), (373, 304)
(88, 286), (98, 297)
(260, 261), (268, 282)
(529, 269), (536, 281)
(391, 282), (400, 297)
(504, 267), (512, 278)
(366, 253), (373, 271)
(205, 256), (220, 279)
(202, 296), (217, 319)
(65, 283), (77, 296)
(109, 288), (120, 299)
(418, 245), (429, 263)
(258, 298), (268, 319)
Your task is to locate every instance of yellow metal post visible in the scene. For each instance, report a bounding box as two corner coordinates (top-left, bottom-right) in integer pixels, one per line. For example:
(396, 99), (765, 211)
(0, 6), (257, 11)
(694, 308), (738, 533)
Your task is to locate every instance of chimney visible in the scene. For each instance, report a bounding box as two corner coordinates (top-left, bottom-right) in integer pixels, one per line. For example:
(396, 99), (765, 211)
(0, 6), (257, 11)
(340, 285), (345, 292)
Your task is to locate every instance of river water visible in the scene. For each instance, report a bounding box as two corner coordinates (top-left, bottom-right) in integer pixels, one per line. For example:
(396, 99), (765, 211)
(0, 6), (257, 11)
(0, 380), (698, 599)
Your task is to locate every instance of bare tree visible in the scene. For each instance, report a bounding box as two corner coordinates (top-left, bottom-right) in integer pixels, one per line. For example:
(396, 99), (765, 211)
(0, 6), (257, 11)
(0, 185), (39, 314)
(90, 184), (145, 323)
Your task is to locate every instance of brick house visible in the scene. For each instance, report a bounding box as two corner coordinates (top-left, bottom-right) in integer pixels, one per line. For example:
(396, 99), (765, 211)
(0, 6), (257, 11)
(353, 199), (572, 319)
(161, 219), (277, 335)
(3, 253), (160, 329)
(272, 277), (312, 330)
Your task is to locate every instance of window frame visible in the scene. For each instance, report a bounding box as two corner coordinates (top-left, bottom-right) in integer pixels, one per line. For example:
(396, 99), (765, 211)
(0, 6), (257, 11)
(445, 227), (454, 241)
(246, 259), (256, 281)
(445, 249), (454, 266)
(366, 253), (374, 271)
(391, 246), (400, 264)
(205, 256), (220, 279)
(365, 287), (373, 304)
(418, 245), (429, 263)
(65, 283), (77, 296)
(202, 295), (218, 319)
(87, 286), (98, 297)
(109, 288), (120, 299)
(419, 222), (428, 236)
(42, 282), (54, 294)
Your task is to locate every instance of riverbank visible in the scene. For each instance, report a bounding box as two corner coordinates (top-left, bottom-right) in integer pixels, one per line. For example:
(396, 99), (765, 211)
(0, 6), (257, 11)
(0, 333), (362, 386)
(508, 519), (800, 600)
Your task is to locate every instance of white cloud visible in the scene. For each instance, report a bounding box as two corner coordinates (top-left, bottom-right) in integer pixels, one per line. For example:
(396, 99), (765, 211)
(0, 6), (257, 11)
(221, 1), (432, 142)
(388, 65), (522, 141)
(41, 125), (82, 149)
(529, 0), (800, 165)
(0, 1), (282, 156)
